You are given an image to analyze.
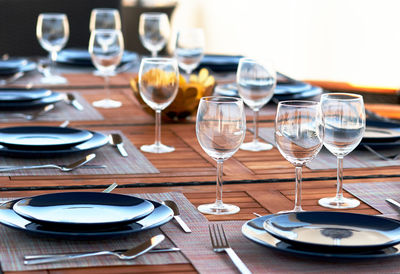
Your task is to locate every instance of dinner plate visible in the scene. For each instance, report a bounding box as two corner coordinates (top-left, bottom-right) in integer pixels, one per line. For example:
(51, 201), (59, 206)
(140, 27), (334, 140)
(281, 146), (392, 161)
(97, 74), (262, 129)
(0, 88), (52, 102)
(242, 215), (400, 259)
(56, 48), (138, 66)
(361, 119), (400, 147)
(0, 126), (93, 149)
(198, 54), (243, 72)
(363, 127), (400, 142)
(262, 212), (400, 252)
(0, 59), (36, 76)
(0, 198), (173, 239)
(0, 130), (108, 158)
(13, 192), (154, 228)
(0, 91), (64, 110)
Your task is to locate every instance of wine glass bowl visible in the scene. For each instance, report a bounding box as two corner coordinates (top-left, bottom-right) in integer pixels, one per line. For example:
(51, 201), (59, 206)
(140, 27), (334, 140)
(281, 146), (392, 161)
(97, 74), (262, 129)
(237, 58), (276, 151)
(89, 29), (124, 108)
(139, 13), (170, 57)
(318, 93), (365, 209)
(196, 96), (246, 215)
(90, 8), (121, 31)
(275, 101), (324, 212)
(175, 28), (205, 76)
(36, 13), (69, 84)
(139, 58), (179, 153)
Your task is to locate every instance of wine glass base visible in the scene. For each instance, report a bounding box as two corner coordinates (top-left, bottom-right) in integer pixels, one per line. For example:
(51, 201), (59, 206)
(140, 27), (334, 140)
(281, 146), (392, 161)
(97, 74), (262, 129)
(278, 207), (304, 214)
(92, 99), (122, 109)
(141, 143), (175, 153)
(318, 197), (360, 209)
(198, 203), (240, 215)
(40, 75), (68, 84)
(240, 141), (273, 151)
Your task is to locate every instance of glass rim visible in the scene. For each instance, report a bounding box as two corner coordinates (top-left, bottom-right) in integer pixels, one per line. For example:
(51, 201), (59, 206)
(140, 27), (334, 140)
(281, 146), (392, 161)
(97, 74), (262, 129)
(200, 96), (243, 104)
(92, 8), (119, 12)
(38, 13), (67, 18)
(141, 57), (177, 64)
(140, 12), (168, 18)
(321, 92), (363, 101)
(278, 100), (320, 107)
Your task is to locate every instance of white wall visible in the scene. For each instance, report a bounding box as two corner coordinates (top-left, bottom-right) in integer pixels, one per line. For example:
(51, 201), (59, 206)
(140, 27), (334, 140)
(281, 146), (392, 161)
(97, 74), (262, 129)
(171, 0), (400, 88)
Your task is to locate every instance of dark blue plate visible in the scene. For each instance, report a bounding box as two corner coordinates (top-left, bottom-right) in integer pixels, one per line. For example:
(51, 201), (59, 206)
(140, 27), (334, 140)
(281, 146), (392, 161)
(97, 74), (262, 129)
(263, 212), (400, 252)
(56, 48), (138, 67)
(0, 91), (64, 110)
(242, 215), (400, 259)
(198, 54), (243, 72)
(0, 59), (36, 76)
(0, 198), (172, 239)
(13, 192), (154, 228)
(0, 130), (108, 158)
(0, 126), (93, 149)
(361, 119), (400, 147)
(0, 88), (52, 102)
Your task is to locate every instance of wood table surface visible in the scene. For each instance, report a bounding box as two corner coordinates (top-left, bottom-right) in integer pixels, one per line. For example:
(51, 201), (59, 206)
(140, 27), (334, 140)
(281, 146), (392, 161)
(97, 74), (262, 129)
(1, 71), (400, 274)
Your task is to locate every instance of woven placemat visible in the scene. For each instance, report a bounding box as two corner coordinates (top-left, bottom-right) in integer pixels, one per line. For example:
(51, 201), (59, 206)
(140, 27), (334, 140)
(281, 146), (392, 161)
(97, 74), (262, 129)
(0, 91), (103, 122)
(0, 130), (158, 176)
(0, 192), (195, 272)
(258, 127), (400, 170)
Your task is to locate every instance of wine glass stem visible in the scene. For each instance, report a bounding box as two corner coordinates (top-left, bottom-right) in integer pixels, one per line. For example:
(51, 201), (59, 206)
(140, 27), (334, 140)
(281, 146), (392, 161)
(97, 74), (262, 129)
(215, 160), (224, 207)
(252, 110), (259, 144)
(155, 109), (162, 147)
(49, 51), (57, 75)
(294, 166), (303, 211)
(151, 50), (157, 57)
(336, 156), (344, 201)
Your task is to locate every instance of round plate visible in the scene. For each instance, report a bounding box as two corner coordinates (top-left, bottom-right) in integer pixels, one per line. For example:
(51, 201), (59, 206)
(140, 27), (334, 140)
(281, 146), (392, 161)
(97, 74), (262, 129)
(242, 215), (400, 259)
(0, 130), (108, 158)
(263, 212), (400, 252)
(0, 198), (173, 239)
(0, 91), (64, 110)
(0, 88), (52, 102)
(363, 127), (400, 142)
(13, 192), (154, 227)
(0, 126), (93, 149)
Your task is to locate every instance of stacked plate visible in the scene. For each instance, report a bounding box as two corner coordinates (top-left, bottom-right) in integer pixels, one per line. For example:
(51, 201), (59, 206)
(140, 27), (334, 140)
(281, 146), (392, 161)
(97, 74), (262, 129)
(361, 119), (400, 148)
(0, 192), (173, 239)
(0, 88), (64, 110)
(0, 126), (109, 157)
(0, 58), (36, 76)
(56, 48), (138, 67)
(242, 211), (400, 259)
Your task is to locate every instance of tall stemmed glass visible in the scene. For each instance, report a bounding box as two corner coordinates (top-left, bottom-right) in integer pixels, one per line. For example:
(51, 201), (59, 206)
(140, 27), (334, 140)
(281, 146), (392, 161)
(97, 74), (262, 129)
(275, 101), (324, 212)
(90, 8), (121, 31)
(175, 28), (205, 77)
(36, 13), (69, 84)
(196, 97), (246, 215)
(318, 93), (365, 209)
(237, 58), (276, 151)
(89, 29), (124, 108)
(139, 13), (170, 57)
(139, 58), (179, 153)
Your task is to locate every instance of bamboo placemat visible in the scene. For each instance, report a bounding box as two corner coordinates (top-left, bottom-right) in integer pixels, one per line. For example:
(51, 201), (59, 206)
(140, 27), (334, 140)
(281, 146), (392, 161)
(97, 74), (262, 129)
(0, 131), (158, 176)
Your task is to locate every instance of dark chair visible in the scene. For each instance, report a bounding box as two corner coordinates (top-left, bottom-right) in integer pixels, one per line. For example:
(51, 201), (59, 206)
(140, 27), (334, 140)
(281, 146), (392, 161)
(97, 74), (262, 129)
(0, 0), (121, 56)
(121, 4), (176, 55)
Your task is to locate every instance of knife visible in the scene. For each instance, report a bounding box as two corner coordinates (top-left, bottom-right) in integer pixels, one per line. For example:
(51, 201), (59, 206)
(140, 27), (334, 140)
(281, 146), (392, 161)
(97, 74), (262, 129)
(386, 198), (400, 213)
(66, 93), (84, 111)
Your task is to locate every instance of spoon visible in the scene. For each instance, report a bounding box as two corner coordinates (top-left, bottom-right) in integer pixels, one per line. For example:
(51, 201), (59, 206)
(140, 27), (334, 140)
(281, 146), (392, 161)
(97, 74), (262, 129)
(163, 200), (192, 233)
(109, 133), (128, 157)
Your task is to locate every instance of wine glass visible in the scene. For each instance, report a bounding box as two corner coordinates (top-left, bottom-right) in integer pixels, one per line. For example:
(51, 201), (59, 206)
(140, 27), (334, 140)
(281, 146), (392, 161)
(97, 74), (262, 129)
(139, 13), (170, 57)
(89, 29), (124, 108)
(318, 93), (365, 209)
(196, 96), (246, 215)
(275, 101), (324, 212)
(237, 58), (276, 151)
(36, 13), (69, 84)
(90, 8), (121, 31)
(175, 28), (205, 77)
(139, 58), (179, 153)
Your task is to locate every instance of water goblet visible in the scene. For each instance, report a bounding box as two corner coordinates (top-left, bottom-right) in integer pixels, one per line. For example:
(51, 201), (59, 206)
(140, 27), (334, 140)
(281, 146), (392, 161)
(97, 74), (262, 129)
(196, 96), (246, 215)
(175, 28), (205, 77)
(139, 13), (170, 57)
(237, 58), (276, 151)
(89, 29), (124, 108)
(275, 101), (324, 212)
(318, 93), (365, 209)
(36, 13), (69, 84)
(90, 8), (121, 31)
(139, 58), (179, 153)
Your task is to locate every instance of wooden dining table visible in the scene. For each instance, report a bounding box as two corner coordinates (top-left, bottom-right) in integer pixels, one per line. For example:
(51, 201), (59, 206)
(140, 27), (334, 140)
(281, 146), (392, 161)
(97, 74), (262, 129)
(1, 66), (400, 274)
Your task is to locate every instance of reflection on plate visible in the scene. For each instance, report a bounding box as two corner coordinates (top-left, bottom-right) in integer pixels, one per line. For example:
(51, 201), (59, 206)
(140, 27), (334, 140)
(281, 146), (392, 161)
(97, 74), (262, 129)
(0, 131), (108, 158)
(0, 126), (93, 149)
(13, 192), (154, 227)
(0, 88), (52, 102)
(242, 215), (400, 259)
(0, 91), (64, 110)
(0, 198), (173, 239)
(263, 212), (400, 252)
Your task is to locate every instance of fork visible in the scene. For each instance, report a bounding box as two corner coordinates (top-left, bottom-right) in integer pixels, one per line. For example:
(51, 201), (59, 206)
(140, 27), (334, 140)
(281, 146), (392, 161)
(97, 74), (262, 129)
(209, 224), (251, 274)
(0, 153), (97, 172)
(363, 144), (400, 161)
